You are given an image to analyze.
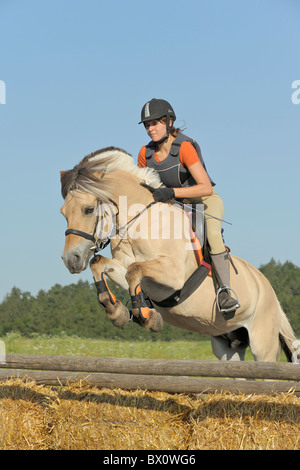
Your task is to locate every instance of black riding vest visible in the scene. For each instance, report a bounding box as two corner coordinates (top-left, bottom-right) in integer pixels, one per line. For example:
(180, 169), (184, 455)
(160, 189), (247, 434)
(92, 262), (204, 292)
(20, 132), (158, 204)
(145, 133), (215, 188)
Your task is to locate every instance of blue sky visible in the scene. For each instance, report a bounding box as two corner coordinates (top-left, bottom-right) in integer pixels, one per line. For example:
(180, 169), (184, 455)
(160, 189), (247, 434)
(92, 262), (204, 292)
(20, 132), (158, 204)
(0, 0), (299, 300)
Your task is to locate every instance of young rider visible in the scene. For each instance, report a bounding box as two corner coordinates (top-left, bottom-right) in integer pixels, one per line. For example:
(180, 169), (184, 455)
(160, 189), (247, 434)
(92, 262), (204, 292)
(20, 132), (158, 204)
(137, 98), (240, 316)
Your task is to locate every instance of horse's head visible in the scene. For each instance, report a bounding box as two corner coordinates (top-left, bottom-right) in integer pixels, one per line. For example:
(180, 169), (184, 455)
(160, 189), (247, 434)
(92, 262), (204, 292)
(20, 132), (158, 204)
(61, 187), (117, 273)
(60, 146), (162, 273)
(61, 190), (100, 273)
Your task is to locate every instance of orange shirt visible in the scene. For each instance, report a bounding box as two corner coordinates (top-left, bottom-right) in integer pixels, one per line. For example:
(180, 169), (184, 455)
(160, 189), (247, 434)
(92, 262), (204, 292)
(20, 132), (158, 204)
(138, 141), (200, 169)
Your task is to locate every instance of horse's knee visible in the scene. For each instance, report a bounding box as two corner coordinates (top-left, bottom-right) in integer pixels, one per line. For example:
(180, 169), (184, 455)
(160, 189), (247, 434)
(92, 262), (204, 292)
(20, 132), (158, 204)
(126, 262), (143, 287)
(90, 254), (105, 273)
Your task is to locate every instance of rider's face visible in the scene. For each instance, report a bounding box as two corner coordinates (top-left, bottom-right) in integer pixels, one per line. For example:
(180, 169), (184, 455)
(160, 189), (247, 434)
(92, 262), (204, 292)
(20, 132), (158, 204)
(144, 120), (167, 142)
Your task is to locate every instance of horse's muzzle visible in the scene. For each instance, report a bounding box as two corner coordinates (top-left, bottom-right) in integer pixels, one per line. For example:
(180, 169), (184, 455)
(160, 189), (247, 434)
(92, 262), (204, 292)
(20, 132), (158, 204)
(63, 253), (84, 273)
(62, 243), (92, 273)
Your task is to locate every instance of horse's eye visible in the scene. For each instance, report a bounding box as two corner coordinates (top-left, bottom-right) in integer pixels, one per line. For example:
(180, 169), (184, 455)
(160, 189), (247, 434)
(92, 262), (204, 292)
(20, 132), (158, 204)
(84, 206), (94, 215)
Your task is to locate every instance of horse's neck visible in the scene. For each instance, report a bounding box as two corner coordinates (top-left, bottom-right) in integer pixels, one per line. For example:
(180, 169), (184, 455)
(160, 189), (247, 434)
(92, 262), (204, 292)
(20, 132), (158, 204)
(106, 171), (198, 280)
(106, 170), (153, 207)
(104, 170), (154, 243)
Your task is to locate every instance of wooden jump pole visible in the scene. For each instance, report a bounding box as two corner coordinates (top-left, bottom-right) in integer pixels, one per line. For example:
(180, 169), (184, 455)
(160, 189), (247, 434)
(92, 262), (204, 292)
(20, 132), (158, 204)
(1, 354), (299, 381)
(0, 355), (299, 396)
(0, 369), (299, 396)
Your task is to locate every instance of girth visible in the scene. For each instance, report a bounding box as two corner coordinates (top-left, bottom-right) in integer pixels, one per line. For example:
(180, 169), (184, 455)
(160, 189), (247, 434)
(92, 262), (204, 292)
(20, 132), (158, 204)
(150, 250), (211, 309)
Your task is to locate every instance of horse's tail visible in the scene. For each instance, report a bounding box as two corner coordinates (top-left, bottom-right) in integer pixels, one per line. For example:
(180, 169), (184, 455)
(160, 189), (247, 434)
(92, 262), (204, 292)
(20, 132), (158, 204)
(278, 302), (299, 363)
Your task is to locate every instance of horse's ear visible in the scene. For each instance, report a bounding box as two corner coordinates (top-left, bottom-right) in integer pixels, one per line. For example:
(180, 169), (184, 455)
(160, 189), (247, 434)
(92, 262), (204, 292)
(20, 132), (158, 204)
(60, 170), (66, 180)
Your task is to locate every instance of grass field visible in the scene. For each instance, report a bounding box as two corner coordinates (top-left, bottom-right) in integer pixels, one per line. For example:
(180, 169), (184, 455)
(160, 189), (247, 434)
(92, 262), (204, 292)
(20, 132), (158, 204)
(1, 331), (257, 360)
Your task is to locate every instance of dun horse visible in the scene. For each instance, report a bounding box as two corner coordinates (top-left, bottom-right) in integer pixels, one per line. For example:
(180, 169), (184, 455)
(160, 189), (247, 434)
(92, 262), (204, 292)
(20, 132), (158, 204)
(60, 147), (298, 363)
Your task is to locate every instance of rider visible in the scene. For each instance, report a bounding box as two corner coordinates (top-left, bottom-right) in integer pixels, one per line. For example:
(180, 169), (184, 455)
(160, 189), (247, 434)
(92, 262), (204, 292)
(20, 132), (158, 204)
(138, 98), (240, 316)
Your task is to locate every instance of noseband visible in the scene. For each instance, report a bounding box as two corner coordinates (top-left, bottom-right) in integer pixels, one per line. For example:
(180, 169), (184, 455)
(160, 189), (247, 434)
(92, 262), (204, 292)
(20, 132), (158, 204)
(65, 198), (118, 252)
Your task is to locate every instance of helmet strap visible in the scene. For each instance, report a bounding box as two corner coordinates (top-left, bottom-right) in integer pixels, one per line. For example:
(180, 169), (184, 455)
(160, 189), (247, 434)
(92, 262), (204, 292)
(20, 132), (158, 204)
(155, 114), (172, 146)
(155, 134), (169, 146)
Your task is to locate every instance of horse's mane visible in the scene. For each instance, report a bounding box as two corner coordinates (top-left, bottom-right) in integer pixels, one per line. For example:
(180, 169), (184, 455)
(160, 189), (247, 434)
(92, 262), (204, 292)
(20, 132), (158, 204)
(61, 146), (162, 201)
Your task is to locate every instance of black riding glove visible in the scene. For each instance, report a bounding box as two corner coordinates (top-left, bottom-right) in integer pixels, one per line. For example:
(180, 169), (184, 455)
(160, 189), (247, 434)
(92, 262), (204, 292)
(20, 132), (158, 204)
(152, 187), (175, 202)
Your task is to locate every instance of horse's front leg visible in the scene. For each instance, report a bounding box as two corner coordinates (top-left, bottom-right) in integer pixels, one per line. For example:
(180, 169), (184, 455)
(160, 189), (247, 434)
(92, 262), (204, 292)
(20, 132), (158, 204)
(90, 255), (163, 332)
(90, 255), (130, 327)
(125, 256), (184, 330)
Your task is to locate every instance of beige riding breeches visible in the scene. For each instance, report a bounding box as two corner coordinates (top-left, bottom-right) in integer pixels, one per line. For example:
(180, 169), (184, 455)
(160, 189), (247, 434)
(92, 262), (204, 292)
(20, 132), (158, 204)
(202, 188), (226, 255)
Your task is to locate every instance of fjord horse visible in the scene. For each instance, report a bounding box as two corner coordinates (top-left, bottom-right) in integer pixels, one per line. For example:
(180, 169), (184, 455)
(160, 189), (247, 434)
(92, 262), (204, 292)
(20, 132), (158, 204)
(60, 147), (298, 363)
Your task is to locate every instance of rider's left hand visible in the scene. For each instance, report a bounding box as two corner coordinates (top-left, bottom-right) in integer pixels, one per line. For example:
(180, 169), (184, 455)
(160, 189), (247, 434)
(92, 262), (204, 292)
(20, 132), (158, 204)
(152, 187), (175, 202)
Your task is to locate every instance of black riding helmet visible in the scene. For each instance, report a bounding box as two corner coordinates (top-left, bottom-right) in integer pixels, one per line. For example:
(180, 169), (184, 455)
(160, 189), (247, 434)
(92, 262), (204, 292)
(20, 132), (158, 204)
(139, 98), (176, 144)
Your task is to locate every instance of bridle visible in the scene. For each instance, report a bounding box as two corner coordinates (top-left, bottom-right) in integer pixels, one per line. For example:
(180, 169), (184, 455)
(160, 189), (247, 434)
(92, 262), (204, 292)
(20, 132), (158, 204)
(65, 195), (157, 253)
(65, 198), (119, 252)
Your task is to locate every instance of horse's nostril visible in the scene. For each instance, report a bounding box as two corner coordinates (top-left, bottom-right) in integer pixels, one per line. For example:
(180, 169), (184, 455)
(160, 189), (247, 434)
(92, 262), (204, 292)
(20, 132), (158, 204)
(62, 251), (81, 271)
(70, 253), (80, 267)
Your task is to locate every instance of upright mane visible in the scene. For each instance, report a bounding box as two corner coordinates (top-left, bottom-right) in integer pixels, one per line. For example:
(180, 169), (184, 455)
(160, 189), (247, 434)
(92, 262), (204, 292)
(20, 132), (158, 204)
(60, 146), (162, 201)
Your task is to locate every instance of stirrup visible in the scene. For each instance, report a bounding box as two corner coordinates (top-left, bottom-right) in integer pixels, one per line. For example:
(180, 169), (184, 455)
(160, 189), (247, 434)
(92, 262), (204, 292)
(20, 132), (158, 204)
(216, 286), (240, 313)
(130, 285), (153, 321)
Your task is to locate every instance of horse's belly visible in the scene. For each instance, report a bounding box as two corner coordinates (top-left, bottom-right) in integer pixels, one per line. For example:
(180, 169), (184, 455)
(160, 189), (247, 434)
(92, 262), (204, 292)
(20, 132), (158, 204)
(158, 307), (222, 335)
(158, 298), (252, 336)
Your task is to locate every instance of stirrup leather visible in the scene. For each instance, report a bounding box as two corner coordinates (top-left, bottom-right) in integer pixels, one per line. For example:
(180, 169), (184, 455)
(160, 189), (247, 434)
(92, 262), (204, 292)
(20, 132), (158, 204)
(130, 285), (152, 321)
(216, 286), (240, 313)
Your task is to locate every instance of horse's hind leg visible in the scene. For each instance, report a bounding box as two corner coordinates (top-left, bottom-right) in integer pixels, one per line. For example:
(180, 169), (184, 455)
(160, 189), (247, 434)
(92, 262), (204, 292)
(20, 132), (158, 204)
(248, 296), (281, 362)
(90, 255), (130, 327)
(249, 321), (280, 362)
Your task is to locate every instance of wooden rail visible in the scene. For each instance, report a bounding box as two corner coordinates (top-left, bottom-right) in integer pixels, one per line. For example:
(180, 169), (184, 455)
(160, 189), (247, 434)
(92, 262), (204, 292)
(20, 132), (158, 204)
(0, 354), (299, 395)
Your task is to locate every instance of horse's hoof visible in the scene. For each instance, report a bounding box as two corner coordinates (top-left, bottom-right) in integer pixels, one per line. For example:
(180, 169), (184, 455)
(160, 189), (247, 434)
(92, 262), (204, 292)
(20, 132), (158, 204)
(142, 309), (164, 332)
(107, 301), (130, 327)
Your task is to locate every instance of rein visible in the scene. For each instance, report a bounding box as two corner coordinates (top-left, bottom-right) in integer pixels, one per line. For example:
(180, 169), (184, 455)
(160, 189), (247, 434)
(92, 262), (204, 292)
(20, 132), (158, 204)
(115, 201), (157, 239)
